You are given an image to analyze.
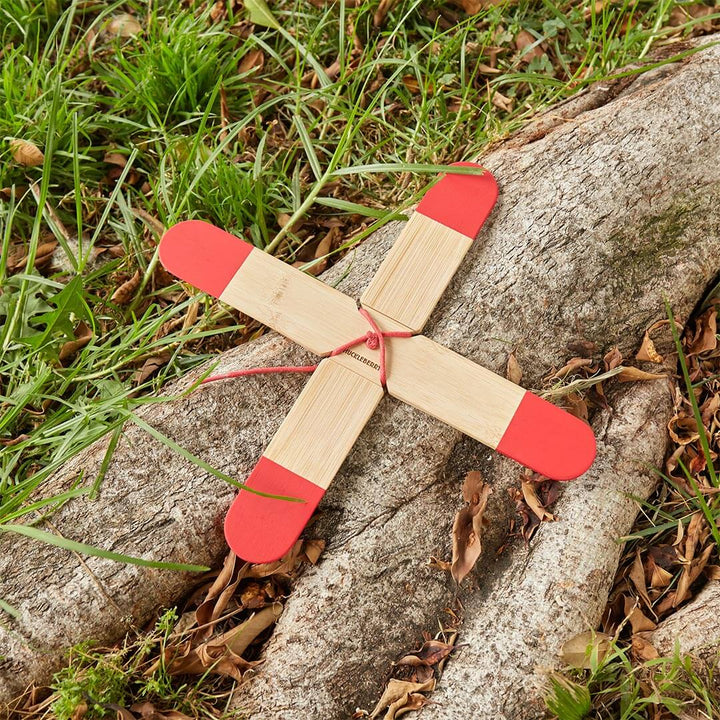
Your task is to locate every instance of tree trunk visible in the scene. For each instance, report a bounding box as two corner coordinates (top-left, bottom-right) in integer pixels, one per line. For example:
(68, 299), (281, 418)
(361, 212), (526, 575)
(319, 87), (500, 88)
(2, 36), (720, 718)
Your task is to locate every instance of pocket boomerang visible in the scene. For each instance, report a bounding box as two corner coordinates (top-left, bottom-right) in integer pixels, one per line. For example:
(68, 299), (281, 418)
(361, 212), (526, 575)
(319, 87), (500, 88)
(159, 164), (596, 563)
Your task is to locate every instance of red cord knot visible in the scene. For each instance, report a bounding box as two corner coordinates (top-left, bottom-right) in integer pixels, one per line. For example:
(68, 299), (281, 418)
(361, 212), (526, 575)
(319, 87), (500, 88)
(201, 306), (412, 389)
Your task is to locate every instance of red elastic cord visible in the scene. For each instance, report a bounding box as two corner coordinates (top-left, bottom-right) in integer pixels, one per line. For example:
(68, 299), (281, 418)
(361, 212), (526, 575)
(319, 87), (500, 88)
(200, 307), (412, 388)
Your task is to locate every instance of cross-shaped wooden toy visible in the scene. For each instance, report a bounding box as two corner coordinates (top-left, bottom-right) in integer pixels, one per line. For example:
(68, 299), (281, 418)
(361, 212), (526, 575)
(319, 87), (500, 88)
(159, 164), (596, 563)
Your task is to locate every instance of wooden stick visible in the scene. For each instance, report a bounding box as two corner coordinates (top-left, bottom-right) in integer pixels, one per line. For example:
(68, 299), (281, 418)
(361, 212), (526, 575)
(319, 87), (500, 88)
(224, 358), (383, 562)
(360, 164), (498, 332)
(386, 335), (596, 480)
(160, 220), (370, 355)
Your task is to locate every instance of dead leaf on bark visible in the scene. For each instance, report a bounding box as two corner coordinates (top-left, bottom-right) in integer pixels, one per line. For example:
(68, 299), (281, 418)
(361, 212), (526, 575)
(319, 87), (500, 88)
(686, 307), (717, 356)
(369, 678), (435, 719)
(552, 357), (593, 379)
(394, 639), (454, 683)
(603, 346), (623, 371)
(561, 630), (611, 669)
(616, 366), (666, 383)
(9, 138), (44, 167)
(521, 478), (554, 522)
(451, 472), (491, 583)
(506, 352), (523, 385)
(636, 321), (665, 363)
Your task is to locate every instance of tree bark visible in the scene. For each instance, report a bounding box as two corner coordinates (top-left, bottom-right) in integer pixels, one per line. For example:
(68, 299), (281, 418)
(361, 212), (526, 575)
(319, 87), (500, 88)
(651, 582), (720, 661)
(2, 36), (720, 718)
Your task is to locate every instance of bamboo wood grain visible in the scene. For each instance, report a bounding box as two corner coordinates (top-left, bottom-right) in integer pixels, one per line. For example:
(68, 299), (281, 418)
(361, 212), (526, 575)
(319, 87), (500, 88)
(385, 335), (526, 448)
(360, 213), (474, 332)
(220, 250), (371, 356)
(264, 358), (384, 489)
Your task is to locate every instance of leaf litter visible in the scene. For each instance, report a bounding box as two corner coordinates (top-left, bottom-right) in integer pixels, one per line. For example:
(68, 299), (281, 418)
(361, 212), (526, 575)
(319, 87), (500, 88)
(560, 304), (720, 701)
(8, 540), (324, 719)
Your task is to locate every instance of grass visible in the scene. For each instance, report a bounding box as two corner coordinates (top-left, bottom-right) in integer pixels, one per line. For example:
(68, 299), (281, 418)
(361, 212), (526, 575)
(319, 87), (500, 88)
(2, 0), (720, 714)
(546, 640), (720, 719)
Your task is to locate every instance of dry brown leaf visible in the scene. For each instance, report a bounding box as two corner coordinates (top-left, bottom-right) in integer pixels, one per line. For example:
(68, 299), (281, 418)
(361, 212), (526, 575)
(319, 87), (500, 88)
(520, 479), (554, 522)
(675, 544), (713, 608)
(506, 352), (523, 385)
(107, 13), (143, 37)
(59, 322), (92, 363)
(515, 30), (544, 62)
(603, 346), (623, 371)
(564, 392), (589, 422)
(451, 473), (491, 583)
(552, 357), (593, 379)
(370, 679), (435, 719)
(9, 138), (44, 167)
(402, 75), (421, 94)
(491, 89), (514, 112)
(132, 352), (171, 385)
(8, 240), (57, 273)
(71, 702), (88, 720)
(385, 692), (428, 719)
(130, 702), (194, 720)
(560, 630), (611, 669)
(629, 550), (653, 609)
(111, 270), (141, 305)
(239, 49), (265, 75)
(686, 307), (717, 356)
(646, 555), (673, 589)
(631, 635), (659, 661)
(636, 326), (664, 363)
(617, 366), (666, 383)
(623, 596), (656, 633)
(303, 538), (325, 564)
(395, 639), (454, 683)
(0, 434), (29, 447)
(167, 604), (281, 680)
(104, 152), (127, 168)
(705, 565), (720, 580)
(668, 415), (700, 446)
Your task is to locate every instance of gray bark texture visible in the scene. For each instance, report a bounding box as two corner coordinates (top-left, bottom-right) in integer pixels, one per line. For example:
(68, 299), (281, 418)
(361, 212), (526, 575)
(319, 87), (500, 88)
(651, 582), (720, 661)
(2, 36), (720, 719)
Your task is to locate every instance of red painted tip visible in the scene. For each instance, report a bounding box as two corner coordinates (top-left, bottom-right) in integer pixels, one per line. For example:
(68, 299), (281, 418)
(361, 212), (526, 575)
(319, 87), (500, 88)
(224, 456), (325, 563)
(159, 220), (253, 298)
(416, 162), (498, 239)
(496, 392), (596, 481)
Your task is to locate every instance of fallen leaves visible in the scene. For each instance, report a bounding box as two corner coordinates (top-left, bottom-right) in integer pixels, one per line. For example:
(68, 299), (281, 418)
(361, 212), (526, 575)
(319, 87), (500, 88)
(9, 138), (44, 167)
(164, 604), (282, 680)
(370, 679), (435, 719)
(111, 270), (141, 305)
(371, 629), (457, 719)
(451, 471), (491, 583)
(506, 351), (523, 384)
(13, 540), (325, 719)
(561, 630), (612, 669)
(510, 474), (560, 542)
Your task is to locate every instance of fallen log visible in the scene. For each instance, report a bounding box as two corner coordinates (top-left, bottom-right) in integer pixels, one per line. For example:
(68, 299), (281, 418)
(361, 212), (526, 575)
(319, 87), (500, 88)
(2, 36), (720, 719)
